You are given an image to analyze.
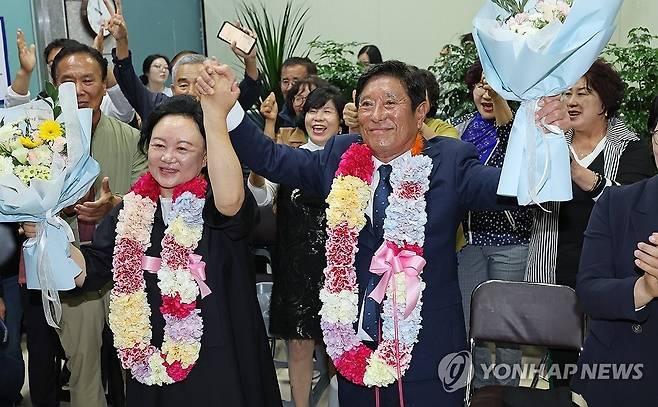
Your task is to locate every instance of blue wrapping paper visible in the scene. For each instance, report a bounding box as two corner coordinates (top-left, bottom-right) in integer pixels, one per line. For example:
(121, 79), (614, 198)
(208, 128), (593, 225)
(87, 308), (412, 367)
(472, 0), (623, 204)
(0, 82), (100, 327)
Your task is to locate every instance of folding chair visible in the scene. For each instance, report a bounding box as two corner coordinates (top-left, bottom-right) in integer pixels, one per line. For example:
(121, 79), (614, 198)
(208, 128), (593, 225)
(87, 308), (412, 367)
(255, 280), (330, 406)
(252, 203), (330, 405)
(466, 280), (584, 407)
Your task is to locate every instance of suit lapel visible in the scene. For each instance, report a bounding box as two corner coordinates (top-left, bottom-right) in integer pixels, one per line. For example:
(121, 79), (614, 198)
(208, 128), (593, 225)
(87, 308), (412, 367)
(359, 216), (379, 253)
(630, 177), (658, 276)
(423, 137), (443, 181)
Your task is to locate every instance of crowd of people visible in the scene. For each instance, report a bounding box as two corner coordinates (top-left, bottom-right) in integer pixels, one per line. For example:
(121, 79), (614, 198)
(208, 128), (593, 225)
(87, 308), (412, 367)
(1, 1), (657, 406)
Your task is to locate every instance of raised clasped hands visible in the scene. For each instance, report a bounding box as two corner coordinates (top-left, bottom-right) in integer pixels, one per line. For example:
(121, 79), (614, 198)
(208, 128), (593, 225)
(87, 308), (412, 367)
(195, 59), (241, 118)
(75, 177), (120, 223)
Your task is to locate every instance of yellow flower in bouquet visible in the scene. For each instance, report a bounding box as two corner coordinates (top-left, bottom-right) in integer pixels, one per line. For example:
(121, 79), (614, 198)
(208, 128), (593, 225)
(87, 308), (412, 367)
(38, 120), (64, 141)
(18, 135), (43, 149)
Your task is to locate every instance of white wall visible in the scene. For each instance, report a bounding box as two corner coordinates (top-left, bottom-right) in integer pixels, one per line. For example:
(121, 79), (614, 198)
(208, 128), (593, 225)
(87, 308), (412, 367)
(204, 0), (658, 72)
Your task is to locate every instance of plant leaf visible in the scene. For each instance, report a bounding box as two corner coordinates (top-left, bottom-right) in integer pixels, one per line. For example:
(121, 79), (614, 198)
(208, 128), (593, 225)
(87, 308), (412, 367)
(44, 81), (59, 102)
(238, 0), (310, 107)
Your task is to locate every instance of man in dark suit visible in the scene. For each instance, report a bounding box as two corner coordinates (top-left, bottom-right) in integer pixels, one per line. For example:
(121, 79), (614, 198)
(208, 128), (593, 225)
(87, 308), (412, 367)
(197, 60), (570, 406)
(574, 104), (658, 407)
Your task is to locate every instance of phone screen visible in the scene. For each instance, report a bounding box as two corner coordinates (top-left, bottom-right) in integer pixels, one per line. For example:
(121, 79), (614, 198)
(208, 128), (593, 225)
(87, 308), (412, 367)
(217, 22), (256, 54)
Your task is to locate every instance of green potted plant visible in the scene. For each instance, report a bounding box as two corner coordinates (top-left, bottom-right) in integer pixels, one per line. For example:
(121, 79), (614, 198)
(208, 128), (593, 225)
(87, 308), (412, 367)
(308, 39), (364, 101)
(238, 1), (311, 105)
(603, 27), (658, 137)
(427, 41), (479, 121)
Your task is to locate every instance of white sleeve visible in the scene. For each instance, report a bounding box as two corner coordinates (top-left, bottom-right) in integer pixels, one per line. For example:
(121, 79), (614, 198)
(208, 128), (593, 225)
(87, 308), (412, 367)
(227, 101), (245, 132)
(248, 178), (278, 207)
(3, 85), (31, 108)
(101, 85), (135, 123)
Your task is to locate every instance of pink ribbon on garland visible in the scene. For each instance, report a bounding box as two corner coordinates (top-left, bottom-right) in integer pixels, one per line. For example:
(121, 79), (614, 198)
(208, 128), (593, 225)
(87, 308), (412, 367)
(369, 241), (427, 407)
(141, 254), (212, 298)
(368, 242), (425, 318)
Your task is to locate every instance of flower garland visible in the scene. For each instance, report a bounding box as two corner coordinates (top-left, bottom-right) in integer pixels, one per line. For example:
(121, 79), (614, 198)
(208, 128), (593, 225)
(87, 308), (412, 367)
(320, 139), (433, 388)
(108, 173), (210, 386)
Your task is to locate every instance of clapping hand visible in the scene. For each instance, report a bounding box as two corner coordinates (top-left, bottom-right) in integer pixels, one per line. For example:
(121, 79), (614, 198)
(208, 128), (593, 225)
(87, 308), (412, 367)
(75, 177), (120, 223)
(635, 233), (658, 299)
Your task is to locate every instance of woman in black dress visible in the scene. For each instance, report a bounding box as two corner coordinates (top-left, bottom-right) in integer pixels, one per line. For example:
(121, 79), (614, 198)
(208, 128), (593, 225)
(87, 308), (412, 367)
(253, 86), (346, 407)
(25, 76), (281, 405)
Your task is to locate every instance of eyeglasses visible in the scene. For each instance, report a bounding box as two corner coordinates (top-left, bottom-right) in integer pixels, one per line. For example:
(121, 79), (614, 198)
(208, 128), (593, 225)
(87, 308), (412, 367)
(293, 95), (307, 105)
(652, 129), (658, 145)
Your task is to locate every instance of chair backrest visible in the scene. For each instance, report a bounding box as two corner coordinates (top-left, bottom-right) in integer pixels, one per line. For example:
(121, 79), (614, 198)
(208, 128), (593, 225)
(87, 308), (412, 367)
(256, 281), (273, 337)
(469, 280), (584, 351)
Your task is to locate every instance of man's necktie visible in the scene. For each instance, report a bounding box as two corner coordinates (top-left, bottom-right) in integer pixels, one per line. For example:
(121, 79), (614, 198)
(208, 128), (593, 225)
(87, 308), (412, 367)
(361, 164), (392, 340)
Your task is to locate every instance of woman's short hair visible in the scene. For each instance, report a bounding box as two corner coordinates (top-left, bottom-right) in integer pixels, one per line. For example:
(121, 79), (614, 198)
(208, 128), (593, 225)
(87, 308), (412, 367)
(285, 75), (329, 114)
(296, 85), (347, 134)
(138, 95), (205, 155)
(464, 60), (483, 94)
(357, 45), (383, 64)
(140, 54), (171, 85)
(354, 60), (426, 112)
(583, 58), (625, 118)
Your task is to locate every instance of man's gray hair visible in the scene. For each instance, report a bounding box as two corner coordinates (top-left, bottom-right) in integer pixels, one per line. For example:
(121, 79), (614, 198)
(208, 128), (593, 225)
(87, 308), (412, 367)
(171, 54), (207, 79)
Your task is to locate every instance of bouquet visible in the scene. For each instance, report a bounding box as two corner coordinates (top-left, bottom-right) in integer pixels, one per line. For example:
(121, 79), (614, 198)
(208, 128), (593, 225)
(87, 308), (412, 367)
(472, 0), (623, 205)
(0, 100), (67, 184)
(0, 82), (100, 328)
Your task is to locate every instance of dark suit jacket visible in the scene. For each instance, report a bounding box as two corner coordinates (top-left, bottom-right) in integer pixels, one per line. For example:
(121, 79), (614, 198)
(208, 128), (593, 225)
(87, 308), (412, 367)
(230, 117), (505, 388)
(574, 175), (658, 406)
(112, 49), (262, 121)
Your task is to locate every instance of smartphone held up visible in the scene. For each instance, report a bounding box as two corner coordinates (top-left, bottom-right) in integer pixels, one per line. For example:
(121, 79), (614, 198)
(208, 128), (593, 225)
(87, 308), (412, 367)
(217, 21), (256, 54)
